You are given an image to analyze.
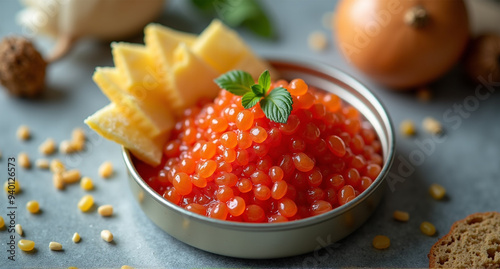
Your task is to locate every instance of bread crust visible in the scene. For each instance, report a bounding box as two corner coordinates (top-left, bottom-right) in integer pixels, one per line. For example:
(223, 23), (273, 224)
(428, 212), (500, 268)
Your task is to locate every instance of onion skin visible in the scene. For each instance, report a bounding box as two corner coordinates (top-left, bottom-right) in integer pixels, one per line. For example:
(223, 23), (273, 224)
(334, 0), (469, 89)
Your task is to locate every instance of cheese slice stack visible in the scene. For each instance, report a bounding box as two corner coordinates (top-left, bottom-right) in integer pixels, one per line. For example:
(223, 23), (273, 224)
(85, 20), (277, 166)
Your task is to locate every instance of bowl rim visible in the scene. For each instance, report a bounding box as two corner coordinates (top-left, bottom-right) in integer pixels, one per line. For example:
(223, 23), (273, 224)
(123, 57), (395, 231)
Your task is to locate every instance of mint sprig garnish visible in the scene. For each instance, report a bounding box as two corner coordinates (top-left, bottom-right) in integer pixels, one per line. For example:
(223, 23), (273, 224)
(214, 70), (293, 123)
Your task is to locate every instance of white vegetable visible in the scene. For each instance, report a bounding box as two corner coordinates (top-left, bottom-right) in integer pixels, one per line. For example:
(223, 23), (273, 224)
(17, 0), (166, 61)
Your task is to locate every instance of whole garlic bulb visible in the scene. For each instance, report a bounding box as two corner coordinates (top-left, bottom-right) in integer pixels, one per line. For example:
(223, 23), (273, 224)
(17, 0), (166, 61)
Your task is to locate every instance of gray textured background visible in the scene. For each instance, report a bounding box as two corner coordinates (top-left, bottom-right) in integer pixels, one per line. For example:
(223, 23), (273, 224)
(0, 0), (499, 268)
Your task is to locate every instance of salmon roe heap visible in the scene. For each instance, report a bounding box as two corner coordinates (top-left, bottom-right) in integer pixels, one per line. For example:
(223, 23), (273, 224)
(135, 79), (383, 223)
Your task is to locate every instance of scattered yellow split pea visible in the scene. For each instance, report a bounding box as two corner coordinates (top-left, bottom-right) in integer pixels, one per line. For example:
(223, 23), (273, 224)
(39, 138), (56, 155)
(18, 239), (35, 251)
(35, 158), (50, 169)
(423, 117), (442, 135)
(26, 200), (40, 214)
(16, 125), (31, 140)
(101, 230), (113, 242)
(71, 139), (85, 151)
(98, 205), (113, 217)
(321, 12), (333, 29)
(372, 235), (390, 249)
(0, 216), (4, 228)
(60, 140), (76, 154)
(53, 173), (65, 190)
(15, 224), (23, 235)
(50, 159), (65, 173)
(99, 161), (114, 178)
(72, 232), (81, 243)
(18, 152), (31, 169)
(400, 120), (416, 136)
(121, 266), (134, 269)
(417, 87), (432, 102)
(78, 195), (94, 212)
(4, 180), (21, 194)
(49, 241), (63, 251)
(72, 128), (86, 143)
(429, 183), (446, 200)
(308, 31), (328, 51)
(420, 221), (436, 236)
(61, 169), (81, 184)
(80, 176), (94, 191)
(393, 210), (410, 222)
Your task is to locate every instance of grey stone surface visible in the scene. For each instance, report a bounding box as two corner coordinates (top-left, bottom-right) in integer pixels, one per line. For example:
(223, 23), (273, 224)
(0, 0), (499, 268)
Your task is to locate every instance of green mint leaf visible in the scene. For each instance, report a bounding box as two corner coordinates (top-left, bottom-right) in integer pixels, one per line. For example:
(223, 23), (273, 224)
(260, 87), (293, 123)
(251, 84), (264, 96)
(242, 92), (261, 109)
(214, 70), (254, 96)
(258, 70), (271, 92)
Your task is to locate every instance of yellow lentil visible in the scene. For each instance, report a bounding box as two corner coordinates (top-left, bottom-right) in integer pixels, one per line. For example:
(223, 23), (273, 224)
(68, 267), (78, 269)
(16, 125), (31, 140)
(4, 180), (21, 194)
(35, 158), (50, 169)
(62, 169), (81, 184)
(100, 230), (113, 242)
(18, 239), (35, 251)
(18, 152), (31, 169)
(417, 87), (432, 102)
(0, 216), (4, 228)
(53, 173), (65, 190)
(72, 232), (81, 243)
(372, 235), (390, 249)
(400, 120), (416, 136)
(78, 195), (94, 212)
(38, 138), (56, 155)
(429, 183), (446, 200)
(71, 139), (85, 151)
(26, 200), (40, 214)
(49, 241), (63, 251)
(59, 140), (75, 154)
(99, 161), (114, 178)
(50, 159), (65, 173)
(15, 224), (23, 235)
(72, 128), (86, 142)
(420, 221), (436, 236)
(393, 210), (410, 222)
(321, 12), (333, 29)
(80, 176), (94, 191)
(308, 31), (328, 51)
(98, 205), (113, 217)
(121, 266), (134, 269)
(423, 117), (442, 135)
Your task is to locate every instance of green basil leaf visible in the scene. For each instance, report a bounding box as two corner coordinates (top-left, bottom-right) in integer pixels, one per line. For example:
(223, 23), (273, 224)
(242, 91), (261, 109)
(258, 70), (271, 92)
(191, 0), (273, 38)
(251, 84), (264, 96)
(242, 14), (273, 38)
(260, 87), (293, 123)
(190, 0), (216, 11)
(214, 70), (254, 96)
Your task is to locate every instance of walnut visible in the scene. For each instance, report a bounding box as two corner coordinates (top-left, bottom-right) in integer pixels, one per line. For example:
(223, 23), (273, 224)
(0, 36), (47, 98)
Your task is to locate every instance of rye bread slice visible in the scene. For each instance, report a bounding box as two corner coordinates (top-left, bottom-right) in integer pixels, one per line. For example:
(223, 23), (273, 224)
(428, 212), (500, 268)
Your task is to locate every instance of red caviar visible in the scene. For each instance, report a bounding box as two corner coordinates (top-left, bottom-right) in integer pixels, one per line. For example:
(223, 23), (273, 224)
(134, 80), (383, 223)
